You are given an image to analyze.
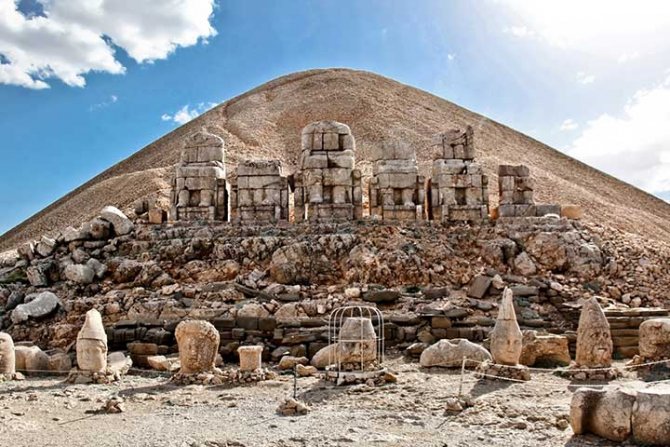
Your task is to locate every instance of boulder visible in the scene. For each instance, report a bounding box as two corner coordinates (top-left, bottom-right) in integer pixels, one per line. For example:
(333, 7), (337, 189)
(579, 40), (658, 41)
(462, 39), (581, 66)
(100, 206), (134, 236)
(147, 355), (172, 371)
(363, 289), (401, 303)
(88, 218), (111, 240)
(238, 303), (270, 319)
(520, 330), (570, 367)
(48, 352), (72, 372)
(11, 291), (61, 323)
(64, 264), (95, 284)
(311, 344), (338, 369)
(561, 204), (583, 220)
(419, 339), (492, 368)
(467, 275), (491, 299)
(632, 384), (670, 445)
(278, 355), (309, 370)
(514, 252), (537, 276)
(639, 318), (670, 360)
(296, 364), (317, 377)
(570, 386), (636, 442)
(35, 236), (57, 257)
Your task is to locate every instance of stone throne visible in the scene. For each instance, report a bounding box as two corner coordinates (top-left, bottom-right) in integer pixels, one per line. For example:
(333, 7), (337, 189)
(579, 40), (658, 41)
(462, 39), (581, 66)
(368, 141), (425, 220)
(170, 128), (229, 222)
(427, 126), (489, 221)
(229, 159), (289, 223)
(293, 121), (363, 221)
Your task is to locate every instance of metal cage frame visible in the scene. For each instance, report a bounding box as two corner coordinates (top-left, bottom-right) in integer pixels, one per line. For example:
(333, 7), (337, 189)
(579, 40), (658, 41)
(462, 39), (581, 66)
(327, 305), (385, 378)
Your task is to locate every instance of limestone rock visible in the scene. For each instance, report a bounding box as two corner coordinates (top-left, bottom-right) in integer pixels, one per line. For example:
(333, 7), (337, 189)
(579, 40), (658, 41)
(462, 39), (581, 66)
(514, 252), (537, 276)
(147, 355), (172, 371)
(278, 355), (309, 370)
(639, 318), (670, 360)
(296, 364), (317, 377)
(64, 264), (95, 284)
(15, 345), (49, 373)
(0, 332), (16, 375)
(88, 218), (111, 240)
(11, 291), (61, 323)
(575, 297), (612, 368)
(362, 289), (400, 303)
(420, 339), (492, 368)
(107, 352), (132, 375)
(311, 343), (338, 369)
(570, 386), (636, 442)
(175, 320), (220, 374)
(100, 206), (134, 236)
(490, 287), (522, 365)
(35, 236), (57, 257)
(76, 309), (108, 373)
(632, 384), (670, 445)
(520, 330), (570, 367)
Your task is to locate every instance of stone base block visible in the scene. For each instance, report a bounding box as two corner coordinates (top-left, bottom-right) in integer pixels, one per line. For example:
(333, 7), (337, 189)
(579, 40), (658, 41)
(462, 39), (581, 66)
(475, 361), (531, 381)
(558, 365), (621, 381)
(170, 367), (276, 386)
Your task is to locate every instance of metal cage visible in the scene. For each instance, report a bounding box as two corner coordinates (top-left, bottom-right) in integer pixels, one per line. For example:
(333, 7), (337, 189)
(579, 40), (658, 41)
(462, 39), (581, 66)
(327, 305), (385, 379)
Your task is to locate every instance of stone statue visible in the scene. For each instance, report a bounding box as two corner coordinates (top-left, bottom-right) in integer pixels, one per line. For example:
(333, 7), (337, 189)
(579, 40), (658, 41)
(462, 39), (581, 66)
(76, 309), (108, 373)
(575, 297), (613, 368)
(337, 317), (378, 366)
(175, 320), (220, 374)
(490, 288), (523, 365)
(0, 332), (16, 376)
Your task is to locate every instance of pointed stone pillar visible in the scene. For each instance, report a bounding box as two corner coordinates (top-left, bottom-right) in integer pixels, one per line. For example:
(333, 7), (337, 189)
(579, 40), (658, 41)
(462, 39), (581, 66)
(76, 309), (108, 373)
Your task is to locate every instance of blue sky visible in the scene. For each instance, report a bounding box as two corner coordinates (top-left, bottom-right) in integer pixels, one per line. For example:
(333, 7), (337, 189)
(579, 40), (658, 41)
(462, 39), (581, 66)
(1, 0), (669, 234)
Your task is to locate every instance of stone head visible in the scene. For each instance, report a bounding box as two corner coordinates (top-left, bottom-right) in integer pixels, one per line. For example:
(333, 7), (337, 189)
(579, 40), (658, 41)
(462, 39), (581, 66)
(76, 309), (108, 373)
(175, 320), (220, 374)
(0, 332), (16, 375)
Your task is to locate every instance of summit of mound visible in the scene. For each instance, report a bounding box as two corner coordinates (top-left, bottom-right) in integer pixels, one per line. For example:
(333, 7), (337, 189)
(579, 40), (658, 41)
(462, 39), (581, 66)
(2, 68), (670, 250)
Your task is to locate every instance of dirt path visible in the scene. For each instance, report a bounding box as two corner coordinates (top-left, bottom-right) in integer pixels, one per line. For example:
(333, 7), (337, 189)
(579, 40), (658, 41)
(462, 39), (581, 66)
(0, 358), (635, 447)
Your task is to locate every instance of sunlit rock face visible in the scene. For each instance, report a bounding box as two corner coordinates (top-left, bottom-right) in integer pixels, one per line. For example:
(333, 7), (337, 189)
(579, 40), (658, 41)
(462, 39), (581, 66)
(175, 320), (220, 374)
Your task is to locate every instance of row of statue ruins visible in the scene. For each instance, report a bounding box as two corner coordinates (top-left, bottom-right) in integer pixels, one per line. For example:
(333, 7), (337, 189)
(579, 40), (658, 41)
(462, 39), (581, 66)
(169, 121), (565, 224)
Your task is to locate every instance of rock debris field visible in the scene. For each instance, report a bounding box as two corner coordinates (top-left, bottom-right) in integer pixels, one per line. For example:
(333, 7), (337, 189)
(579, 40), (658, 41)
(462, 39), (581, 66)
(0, 357), (651, 447)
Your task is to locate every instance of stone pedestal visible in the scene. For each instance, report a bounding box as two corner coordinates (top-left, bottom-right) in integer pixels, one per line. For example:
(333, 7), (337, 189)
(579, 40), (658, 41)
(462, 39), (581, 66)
(238, 345), (263, 372)
(230, 160), (289, 223)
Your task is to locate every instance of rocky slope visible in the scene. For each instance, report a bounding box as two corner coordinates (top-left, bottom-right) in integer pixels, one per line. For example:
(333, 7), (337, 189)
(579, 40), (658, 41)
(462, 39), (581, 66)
(2, 68), (670, 252)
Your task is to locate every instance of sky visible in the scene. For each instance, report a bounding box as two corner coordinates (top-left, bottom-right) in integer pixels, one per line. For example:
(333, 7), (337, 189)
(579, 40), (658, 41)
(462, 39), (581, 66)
(1, 0), (669, 234)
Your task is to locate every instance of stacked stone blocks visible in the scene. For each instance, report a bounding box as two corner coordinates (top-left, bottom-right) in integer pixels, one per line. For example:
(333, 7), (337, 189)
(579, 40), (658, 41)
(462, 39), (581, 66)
(171, 129), (229, 221)
(369, 141), (424, 220)
(429, 126), (489, 221)
(230, 160), (289, 223)
(294, 121), (363, 221)
(498, 165), (560, 217)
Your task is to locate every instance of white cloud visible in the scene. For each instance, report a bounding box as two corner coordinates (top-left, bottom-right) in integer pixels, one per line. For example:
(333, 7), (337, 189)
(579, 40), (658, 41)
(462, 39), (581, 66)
(0, 0), (216, 89)
(89, 94), (118, 111)
(567, 74), (670, 198)
(503, 25), (535, 38)
(161, 102), (217, 125)
(447, 53), (455, 61)
(576, 72), (595, 85)
(559, 119), (578, 131)
(498, 0), (670, 60)
(617, 52), (640, 64)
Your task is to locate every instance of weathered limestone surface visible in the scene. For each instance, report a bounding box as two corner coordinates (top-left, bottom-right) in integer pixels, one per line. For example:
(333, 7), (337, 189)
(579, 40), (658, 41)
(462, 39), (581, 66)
(519, 330), (570, 366)
(100, 206), (134, 236)
(15, 345), (48, 373)
(575, 297), (613, 368)
(294, 121), (362, 221)
(490, 288), (522, 365)
(420, 339), (492, 368)
(638, 318), (670, 360)
(632, 385), (670, 445)
(171, 129), (229, 222)
(76, 309), (108, 373)
(230, 160), (289, 223)
(428, 126), (489, 221)
(238, 345), (263, 371)
(0, 332), (15, 376)
(368, 141), (424, 220)
(175, 320), (220, 374)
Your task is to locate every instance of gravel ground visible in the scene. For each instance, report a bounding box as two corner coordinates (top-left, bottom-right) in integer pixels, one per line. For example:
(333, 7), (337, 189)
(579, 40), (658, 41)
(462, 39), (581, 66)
(0, 357), (640, 447)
